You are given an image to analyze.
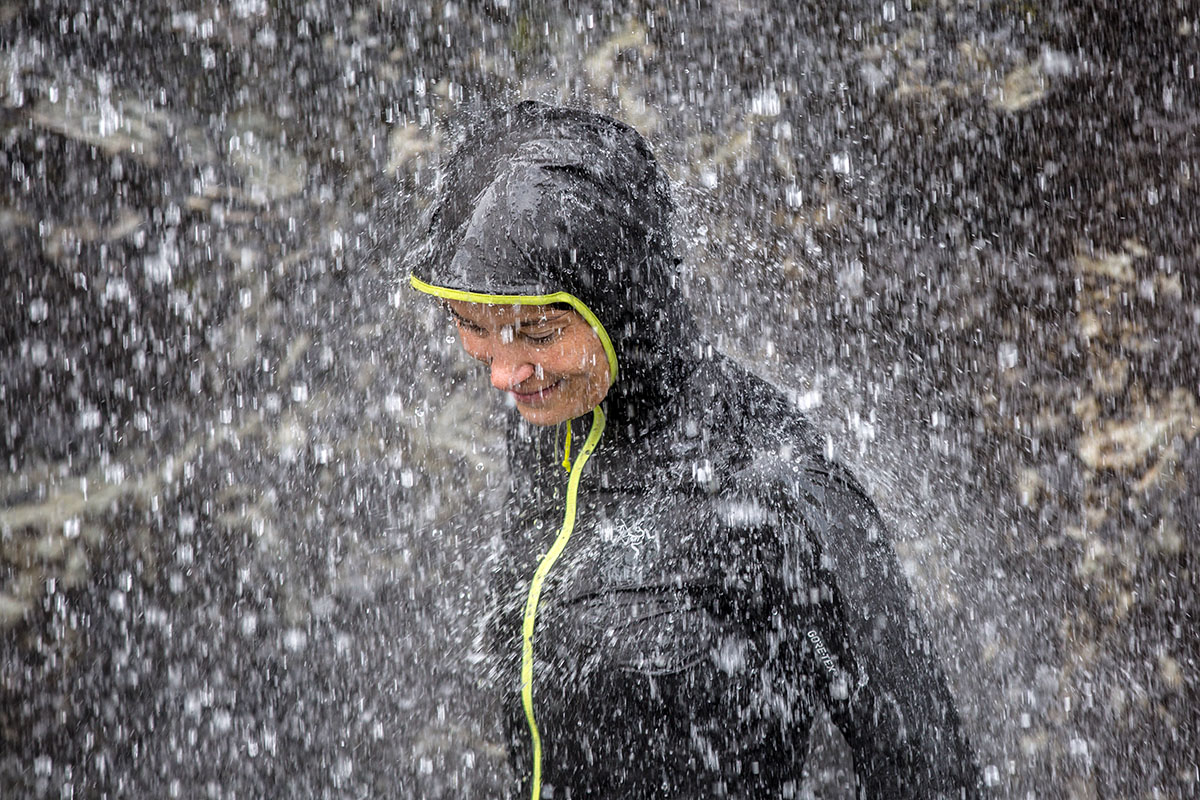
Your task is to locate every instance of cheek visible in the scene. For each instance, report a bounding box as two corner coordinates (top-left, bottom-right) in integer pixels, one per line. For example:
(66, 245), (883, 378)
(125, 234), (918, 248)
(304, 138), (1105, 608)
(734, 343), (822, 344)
(574, 343), (610, 391)
(560, 332), (604, 373)
(591, 359), (612, 393)
(560, 348), (597, 377)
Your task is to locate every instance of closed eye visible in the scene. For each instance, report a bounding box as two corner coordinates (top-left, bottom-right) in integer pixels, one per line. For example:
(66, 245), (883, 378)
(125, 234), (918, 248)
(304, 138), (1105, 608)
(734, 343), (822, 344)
(459, 320), (487, 335)
(445, 307), (486, 335)
(453, 319), (487, 336)
(523, 329), (562, 344)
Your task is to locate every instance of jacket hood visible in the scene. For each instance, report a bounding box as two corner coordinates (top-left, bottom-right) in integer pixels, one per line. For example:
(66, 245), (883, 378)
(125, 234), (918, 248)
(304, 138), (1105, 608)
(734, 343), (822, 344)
(409, 101), (701, 439)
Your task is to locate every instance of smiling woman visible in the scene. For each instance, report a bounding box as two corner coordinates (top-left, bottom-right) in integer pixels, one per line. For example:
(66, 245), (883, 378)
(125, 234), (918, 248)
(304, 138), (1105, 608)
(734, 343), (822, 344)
(443, 300), (612, 426)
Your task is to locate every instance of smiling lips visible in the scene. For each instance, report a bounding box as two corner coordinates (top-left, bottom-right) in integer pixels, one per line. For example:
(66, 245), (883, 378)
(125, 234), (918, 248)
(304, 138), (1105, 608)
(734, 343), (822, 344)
(509, 379), (563, 405)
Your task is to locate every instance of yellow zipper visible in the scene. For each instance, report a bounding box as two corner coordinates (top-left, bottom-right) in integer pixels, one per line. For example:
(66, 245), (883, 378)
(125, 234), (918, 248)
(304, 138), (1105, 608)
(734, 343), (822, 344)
(520, 405), (606, 800)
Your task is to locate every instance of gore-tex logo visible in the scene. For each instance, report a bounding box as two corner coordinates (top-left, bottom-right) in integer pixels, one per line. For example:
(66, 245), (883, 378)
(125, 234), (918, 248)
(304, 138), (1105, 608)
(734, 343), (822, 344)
(807, 629), (837, 675)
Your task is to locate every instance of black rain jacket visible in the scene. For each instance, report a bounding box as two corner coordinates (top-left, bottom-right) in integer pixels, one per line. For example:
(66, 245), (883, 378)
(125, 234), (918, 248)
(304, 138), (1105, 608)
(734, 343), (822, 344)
(410, 101), (980, 799)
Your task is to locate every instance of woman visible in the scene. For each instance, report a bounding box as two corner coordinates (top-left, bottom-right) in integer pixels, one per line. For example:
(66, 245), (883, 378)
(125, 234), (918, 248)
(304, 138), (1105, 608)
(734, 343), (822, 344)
(408, 101), (980, 799)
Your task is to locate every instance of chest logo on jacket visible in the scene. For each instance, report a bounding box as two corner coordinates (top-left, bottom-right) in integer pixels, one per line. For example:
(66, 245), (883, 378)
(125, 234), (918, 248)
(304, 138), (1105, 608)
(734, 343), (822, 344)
(593, 517), (662, 585)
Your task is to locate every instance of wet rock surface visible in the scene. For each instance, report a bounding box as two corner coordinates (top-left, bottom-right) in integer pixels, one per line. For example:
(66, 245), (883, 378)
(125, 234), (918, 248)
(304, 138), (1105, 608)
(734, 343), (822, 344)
(2, 1), (1196, 797)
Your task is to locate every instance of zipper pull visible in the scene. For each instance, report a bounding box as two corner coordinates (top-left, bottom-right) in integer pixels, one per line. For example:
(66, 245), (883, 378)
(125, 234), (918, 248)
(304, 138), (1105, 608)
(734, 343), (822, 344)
(561, 422), (573, 472)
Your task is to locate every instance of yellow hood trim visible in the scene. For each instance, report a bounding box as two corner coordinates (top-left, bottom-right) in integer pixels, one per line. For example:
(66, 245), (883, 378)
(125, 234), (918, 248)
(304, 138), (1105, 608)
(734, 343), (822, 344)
(518, 404), (606, 800)
(409, 275), (619, 384)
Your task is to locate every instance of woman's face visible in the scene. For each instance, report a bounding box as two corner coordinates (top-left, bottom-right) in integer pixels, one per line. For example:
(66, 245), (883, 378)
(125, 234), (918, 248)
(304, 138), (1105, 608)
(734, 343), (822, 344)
(445, 299), (612, 426)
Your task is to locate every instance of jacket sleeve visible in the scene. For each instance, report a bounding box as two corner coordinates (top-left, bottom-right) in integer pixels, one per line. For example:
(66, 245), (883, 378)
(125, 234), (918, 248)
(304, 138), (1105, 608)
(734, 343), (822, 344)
(787, 463), (981, 799)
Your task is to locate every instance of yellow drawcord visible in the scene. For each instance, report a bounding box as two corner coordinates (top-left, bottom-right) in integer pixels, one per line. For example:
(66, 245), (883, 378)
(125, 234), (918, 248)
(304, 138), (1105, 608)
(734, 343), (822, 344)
(521, 405), (606, 800)
(561, 423), (573, 472)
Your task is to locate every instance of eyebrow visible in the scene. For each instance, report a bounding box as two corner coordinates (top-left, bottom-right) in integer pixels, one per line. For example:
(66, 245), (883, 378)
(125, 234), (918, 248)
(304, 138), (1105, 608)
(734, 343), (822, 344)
(444, 304), (570, 328)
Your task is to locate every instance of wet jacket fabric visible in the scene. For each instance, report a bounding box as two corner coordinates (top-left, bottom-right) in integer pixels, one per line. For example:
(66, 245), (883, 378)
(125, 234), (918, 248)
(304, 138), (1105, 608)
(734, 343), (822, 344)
(410, 101), (980, 799)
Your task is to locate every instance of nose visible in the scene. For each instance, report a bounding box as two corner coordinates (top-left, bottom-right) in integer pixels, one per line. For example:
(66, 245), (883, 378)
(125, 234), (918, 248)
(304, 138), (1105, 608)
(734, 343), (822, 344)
(489, 353), (536, 392)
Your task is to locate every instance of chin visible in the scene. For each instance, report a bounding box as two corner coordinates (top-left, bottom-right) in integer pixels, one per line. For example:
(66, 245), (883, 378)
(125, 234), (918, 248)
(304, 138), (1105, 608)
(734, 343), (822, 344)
(517, 406), (568, 426)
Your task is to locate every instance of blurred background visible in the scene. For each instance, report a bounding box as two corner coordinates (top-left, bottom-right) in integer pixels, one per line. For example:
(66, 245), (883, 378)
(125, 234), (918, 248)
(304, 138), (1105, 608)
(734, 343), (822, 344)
(2, 1), (1196, 797)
